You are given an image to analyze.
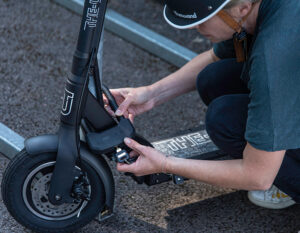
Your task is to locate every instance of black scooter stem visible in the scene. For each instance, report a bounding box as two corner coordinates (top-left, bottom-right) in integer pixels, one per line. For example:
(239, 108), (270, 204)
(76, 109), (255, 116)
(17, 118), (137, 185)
(48, 0), (108, 205)
(72, 0), (108, 78)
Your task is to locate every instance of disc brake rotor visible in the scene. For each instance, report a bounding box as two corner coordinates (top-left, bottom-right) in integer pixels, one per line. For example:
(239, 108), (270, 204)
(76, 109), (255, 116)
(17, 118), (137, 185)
(23, 162), (90, 221)
(31, 173), (80, 217)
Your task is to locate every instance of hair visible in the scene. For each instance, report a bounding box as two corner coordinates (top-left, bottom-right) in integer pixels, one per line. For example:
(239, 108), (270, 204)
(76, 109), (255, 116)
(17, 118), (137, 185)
(223, 0), (260, 9)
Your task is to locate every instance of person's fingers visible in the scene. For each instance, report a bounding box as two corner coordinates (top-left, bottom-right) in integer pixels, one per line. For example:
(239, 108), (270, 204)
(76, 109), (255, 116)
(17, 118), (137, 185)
(104, 104), (115, 116)
(110, 88), (125, 96)
(106, 89), (128, 106)
(129, 150), (139, 158)
(110, 89), (129, 102)
(128, 113), (134, 124)
(103, 95), (109, 105)
(123, 111), (130, 119)
(115, 95), (134, 116)
(116, 162), (135, 173)
(124, 138), (148, 155)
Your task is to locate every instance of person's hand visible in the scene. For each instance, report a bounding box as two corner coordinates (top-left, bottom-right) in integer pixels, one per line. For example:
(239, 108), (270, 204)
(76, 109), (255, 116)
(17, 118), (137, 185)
(103, 86), (155, 123)
(117, 138), (169, 176)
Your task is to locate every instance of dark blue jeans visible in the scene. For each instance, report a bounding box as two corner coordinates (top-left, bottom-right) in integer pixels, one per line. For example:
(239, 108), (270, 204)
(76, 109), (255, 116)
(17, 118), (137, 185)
(197, 59), (300, 203)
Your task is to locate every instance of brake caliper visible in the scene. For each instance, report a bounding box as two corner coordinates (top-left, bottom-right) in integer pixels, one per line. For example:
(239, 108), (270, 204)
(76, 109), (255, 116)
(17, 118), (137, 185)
(71, 172), (91, 204)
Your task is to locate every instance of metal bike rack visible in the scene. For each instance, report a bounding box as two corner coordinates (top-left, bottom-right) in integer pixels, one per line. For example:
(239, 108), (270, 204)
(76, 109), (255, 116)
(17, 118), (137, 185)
(0, 123), (24, 159)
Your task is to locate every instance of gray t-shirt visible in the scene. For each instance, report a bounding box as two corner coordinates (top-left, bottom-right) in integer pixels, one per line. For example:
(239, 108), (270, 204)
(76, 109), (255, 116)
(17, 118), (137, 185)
(213, 0), (300, 151)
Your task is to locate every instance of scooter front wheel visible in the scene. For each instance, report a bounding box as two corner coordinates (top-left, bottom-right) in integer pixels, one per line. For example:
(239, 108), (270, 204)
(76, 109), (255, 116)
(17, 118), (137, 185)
(1, 149), (105, 233)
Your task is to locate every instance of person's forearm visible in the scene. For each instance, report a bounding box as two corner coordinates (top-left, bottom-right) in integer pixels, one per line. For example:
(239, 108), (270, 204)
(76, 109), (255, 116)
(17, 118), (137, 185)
(149, 48), (218, 107)
(166, 157), (264, 191)
(165, 143), (285, 191)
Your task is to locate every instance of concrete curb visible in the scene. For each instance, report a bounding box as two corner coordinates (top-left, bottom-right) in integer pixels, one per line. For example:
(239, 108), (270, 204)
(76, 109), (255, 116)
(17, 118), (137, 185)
(0, 123), (24, 159)
(52, 0), (197, 67)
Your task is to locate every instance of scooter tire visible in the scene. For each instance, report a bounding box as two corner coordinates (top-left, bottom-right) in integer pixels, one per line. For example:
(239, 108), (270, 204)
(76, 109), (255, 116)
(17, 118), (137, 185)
(1, 149), (106, 233)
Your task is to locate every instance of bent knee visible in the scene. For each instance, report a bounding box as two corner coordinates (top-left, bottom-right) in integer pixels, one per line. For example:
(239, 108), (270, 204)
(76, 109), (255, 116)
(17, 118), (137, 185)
(205, 95), (230, 133)
(205, 94), (249, 156)
(196, 63), (218, 105)
(196, 64), (216, 94)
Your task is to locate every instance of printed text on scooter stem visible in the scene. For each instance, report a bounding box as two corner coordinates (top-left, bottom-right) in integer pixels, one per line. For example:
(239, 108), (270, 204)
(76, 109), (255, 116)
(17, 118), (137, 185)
(84, 0), (101, 30)
(61, 88), (75, 116)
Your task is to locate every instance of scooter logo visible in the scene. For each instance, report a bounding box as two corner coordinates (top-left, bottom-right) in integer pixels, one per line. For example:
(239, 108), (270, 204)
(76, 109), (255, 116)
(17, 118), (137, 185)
(84, 0), (100, 30)
(61, 89), (75, 116)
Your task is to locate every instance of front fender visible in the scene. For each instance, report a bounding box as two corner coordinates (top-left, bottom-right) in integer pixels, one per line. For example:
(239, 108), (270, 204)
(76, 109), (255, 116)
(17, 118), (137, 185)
(25, 134), (58, 155)
(25, 134), (115, 214)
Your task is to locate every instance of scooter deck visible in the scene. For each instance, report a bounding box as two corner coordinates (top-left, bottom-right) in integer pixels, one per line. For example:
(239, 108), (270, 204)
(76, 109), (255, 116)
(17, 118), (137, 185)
(152, 127), (225, 160)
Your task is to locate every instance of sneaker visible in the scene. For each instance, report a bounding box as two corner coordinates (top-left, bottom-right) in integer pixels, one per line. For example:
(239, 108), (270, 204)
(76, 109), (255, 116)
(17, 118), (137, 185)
(248, 185), (296, 209)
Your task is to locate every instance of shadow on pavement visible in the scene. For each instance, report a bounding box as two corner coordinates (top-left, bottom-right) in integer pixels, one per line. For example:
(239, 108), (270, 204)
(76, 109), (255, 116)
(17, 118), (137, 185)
(165, 191), (300, 233)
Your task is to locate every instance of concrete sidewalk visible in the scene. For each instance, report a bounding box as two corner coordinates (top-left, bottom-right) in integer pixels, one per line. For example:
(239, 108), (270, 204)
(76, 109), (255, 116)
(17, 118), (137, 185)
(0, 0), (299, 232)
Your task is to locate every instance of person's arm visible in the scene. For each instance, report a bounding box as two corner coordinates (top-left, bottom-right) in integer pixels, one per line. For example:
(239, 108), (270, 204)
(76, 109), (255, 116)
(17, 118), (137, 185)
(109, 48), (219, 120)
(166, 143), (285, 190)
(149, 48), (219, 107)
(117, 139), (285, 191)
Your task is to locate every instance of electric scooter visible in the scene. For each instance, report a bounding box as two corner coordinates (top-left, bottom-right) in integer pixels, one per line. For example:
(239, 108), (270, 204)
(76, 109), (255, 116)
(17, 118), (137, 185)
(1, 0), (226, 232)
